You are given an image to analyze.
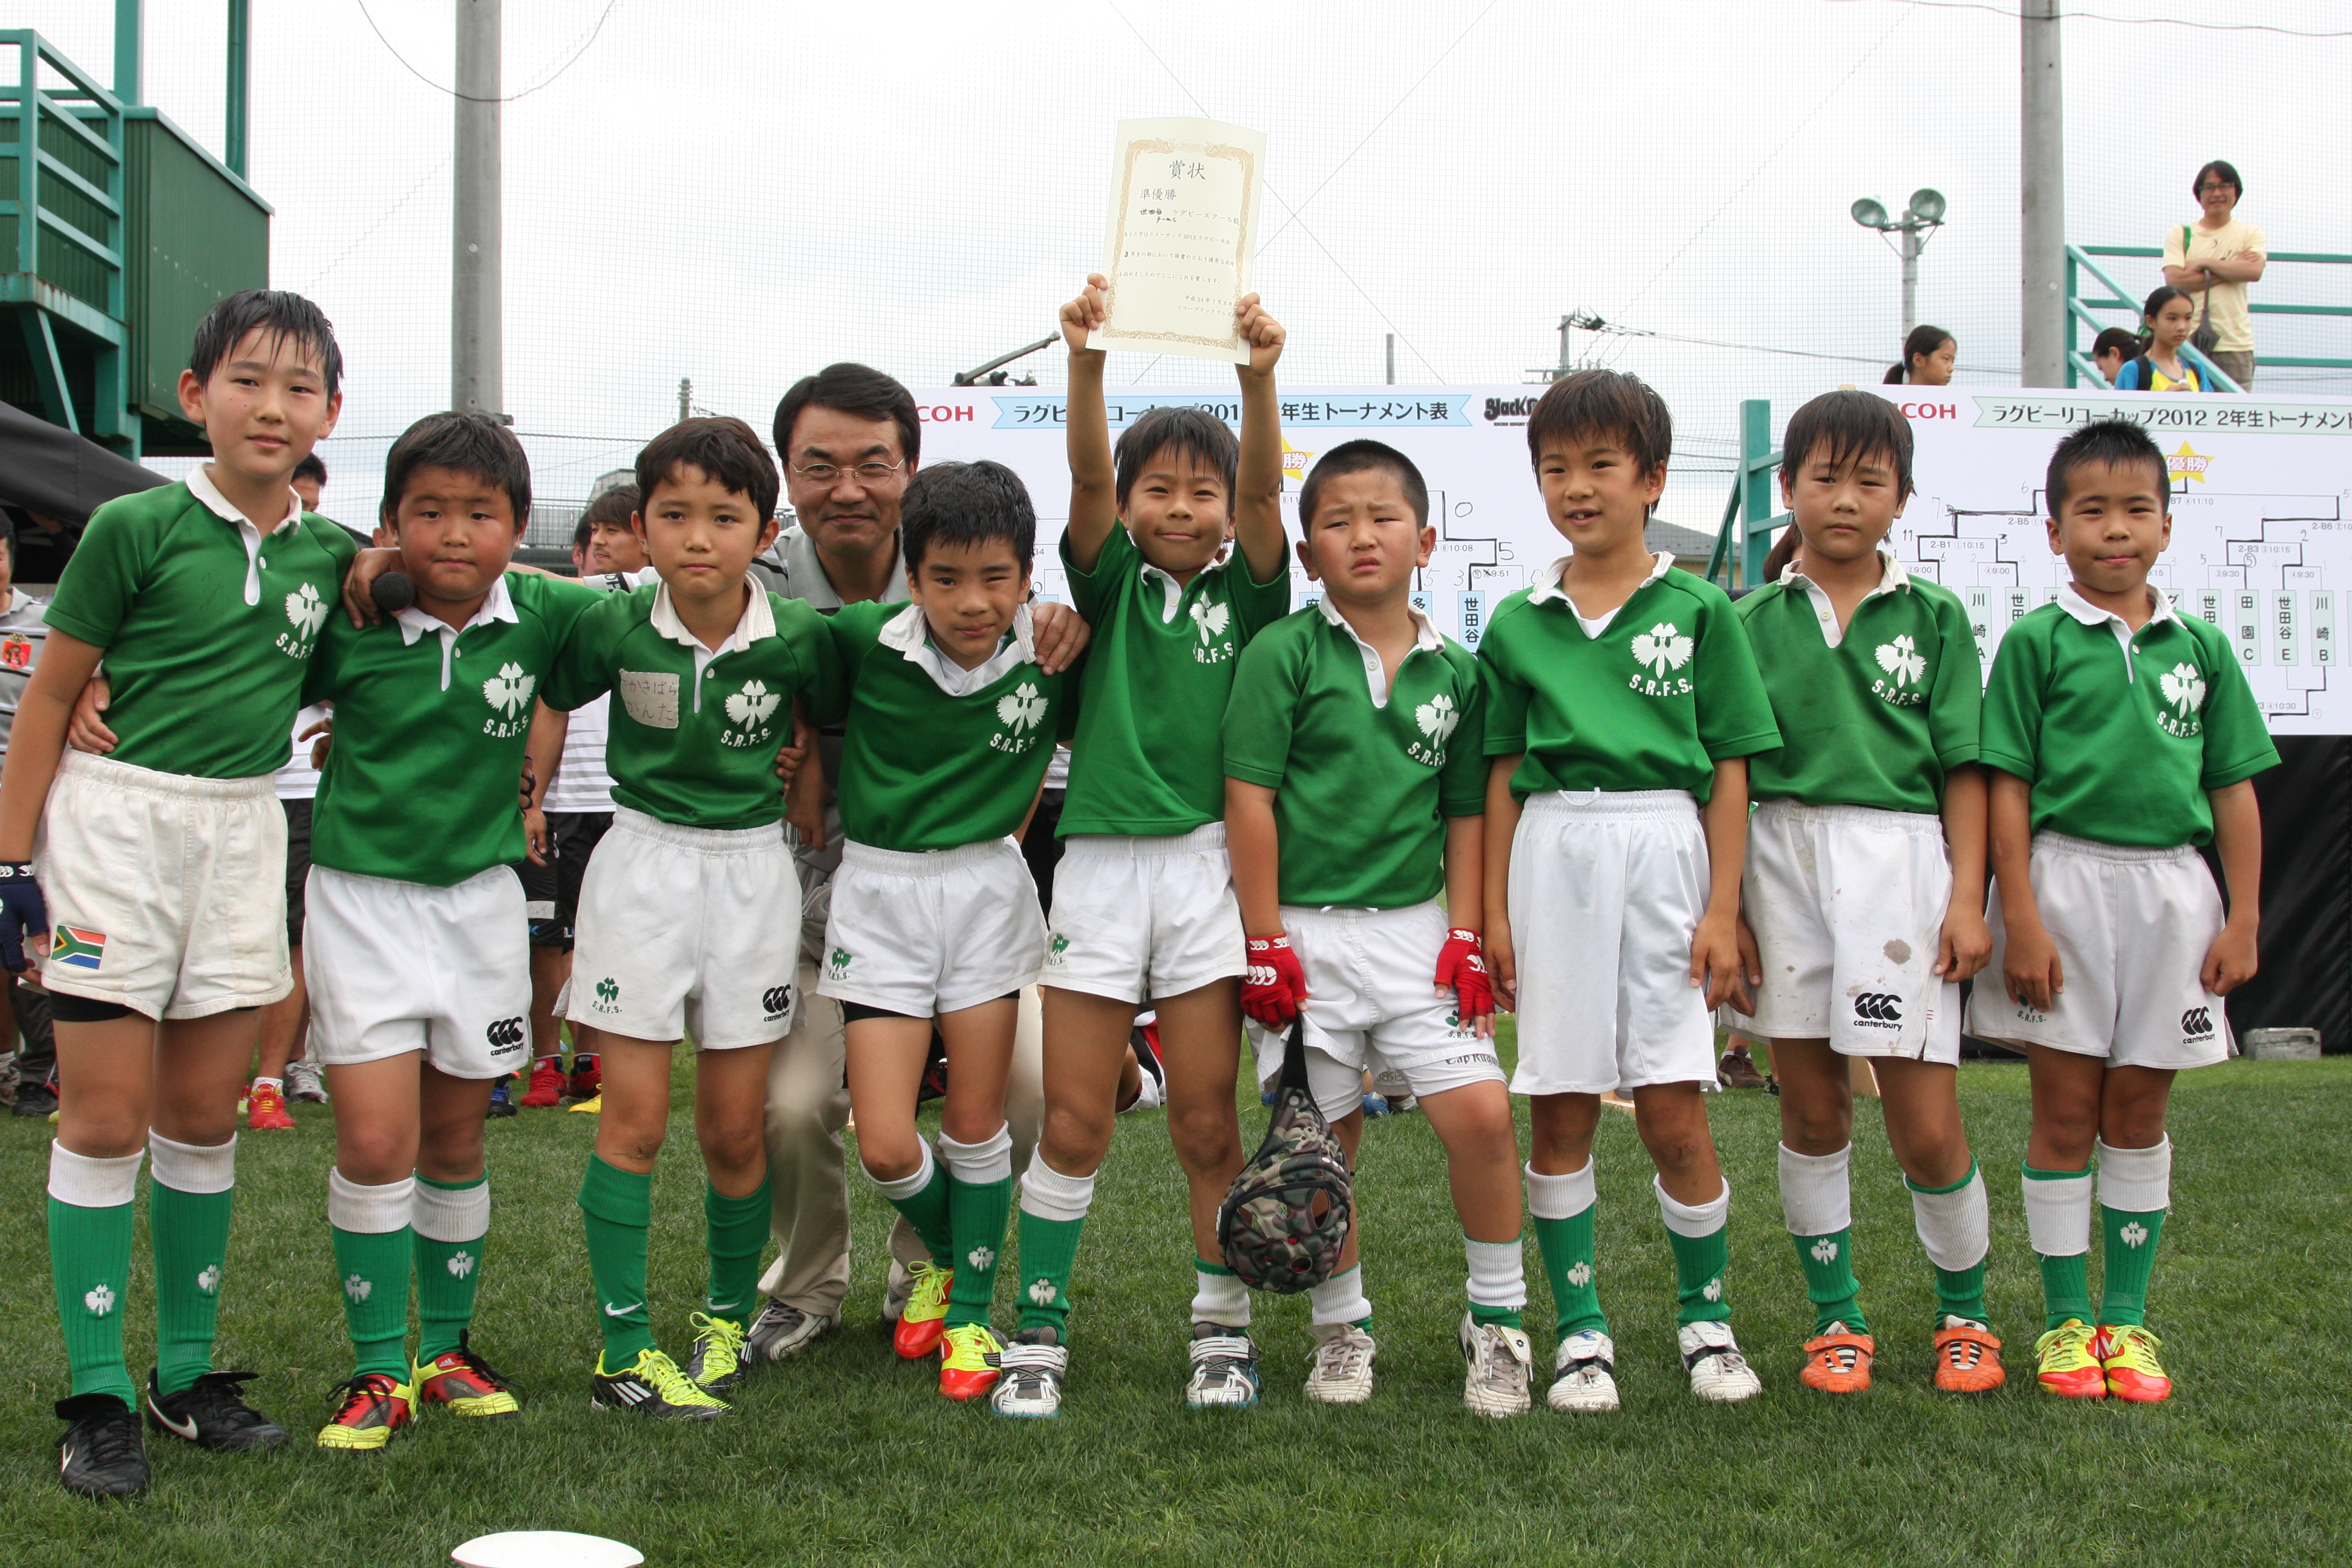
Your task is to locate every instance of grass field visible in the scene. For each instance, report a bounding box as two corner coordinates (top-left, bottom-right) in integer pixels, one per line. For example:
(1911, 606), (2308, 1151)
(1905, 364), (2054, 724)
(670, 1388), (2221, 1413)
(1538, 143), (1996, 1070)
(4, 1040), (2348, 1567)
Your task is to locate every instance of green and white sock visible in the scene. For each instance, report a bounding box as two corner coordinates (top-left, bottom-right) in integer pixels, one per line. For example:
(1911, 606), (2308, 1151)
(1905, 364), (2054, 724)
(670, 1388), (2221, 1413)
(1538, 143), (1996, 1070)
(1908, 1160), (1990, 1326)
(1014, 1158), (1093, 1335)
(2096, 1138), (2171, 1327)
(148, 1132), (237, 1396)
(1527, 1160), (1606, 1336)
(1190, 1258), (1250, 1328)
(938, 1127), (1013, 1331)
(1308, 1264), (1373, 1333)
(579, 1154), (655, 1365)
(2021, 1160), (2095, 1330)
(1779, 1143), (1864, 1334)
(47, 1143), (142, 1404)
(703, 1172), (772, 1330)
(1657, 1175), (1733, 1325)
(871, 1143), (953, 1265)
(1464, 1235), (1526, 1330)
(328, 1168), (414, 1379)
(412, 1173), (489, 1362)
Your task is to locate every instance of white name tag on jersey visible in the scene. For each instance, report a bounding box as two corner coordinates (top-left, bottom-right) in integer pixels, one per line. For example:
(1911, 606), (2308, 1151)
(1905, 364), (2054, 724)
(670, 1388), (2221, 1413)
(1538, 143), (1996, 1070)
(618, 670), (680, 730)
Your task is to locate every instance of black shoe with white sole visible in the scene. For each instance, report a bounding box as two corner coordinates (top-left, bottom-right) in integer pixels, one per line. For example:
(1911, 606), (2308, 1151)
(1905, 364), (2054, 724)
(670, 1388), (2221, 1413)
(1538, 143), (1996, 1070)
(145, 1369), (289, 1451)
(57, 1394), (150, 1498)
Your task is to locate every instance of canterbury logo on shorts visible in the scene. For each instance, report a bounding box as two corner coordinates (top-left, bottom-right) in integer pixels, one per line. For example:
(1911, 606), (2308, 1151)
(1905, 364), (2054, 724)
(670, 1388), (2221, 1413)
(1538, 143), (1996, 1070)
(762, 985), (792, 1019)
(1852, 992), (1904, 1026)
(485, 1016), (526, 1052)
(2181, 1007), (2215, 1040)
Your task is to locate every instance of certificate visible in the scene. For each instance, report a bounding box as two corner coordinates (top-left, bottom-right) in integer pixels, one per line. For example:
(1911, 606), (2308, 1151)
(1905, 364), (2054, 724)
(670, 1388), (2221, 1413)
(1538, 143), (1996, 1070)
(1090, 116), (1266, 364)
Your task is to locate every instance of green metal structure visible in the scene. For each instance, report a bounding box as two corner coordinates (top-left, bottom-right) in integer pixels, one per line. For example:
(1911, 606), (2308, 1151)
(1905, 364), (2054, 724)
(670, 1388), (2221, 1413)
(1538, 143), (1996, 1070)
(1, 24), (268, 459)
(1702, 397), (1789, 590)
(2067, 243), (2351, 391)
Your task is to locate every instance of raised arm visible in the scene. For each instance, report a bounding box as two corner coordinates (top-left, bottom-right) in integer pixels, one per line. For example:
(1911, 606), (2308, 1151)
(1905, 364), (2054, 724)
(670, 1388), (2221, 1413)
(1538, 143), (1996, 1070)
(1231, 295), (1288, 584)
(1060, 275), (1118, 572)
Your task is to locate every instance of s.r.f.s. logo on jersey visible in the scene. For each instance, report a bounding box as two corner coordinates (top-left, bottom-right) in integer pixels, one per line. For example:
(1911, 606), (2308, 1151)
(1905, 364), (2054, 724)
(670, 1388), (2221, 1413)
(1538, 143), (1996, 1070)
(721, 679), (780, 748)
(482, 662), (535, 738)
(1870, 635), (1928, 708)
(991, 682), (1047, 755)
(1627, 623), (1694, 697)
(1407, 691), (1459, 768)
(1189, 599), (1235, 664)
(278, 581), (330, 659)
(2158, 663), (2207, 739)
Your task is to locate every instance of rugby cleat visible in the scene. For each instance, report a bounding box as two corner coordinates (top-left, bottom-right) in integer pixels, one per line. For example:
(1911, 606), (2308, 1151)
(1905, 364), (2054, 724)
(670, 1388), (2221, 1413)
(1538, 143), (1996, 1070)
(2033, 1319), (2106, 1399)
(684, 1312), (748, 1394)
(1549, 1329), (1621, 1413)
(937, 1322), (1004, 1401)
(1679, 1320), (1764, 1403)
(1185, 1324), (1261, 1409)
(590, 1347), (728, 1419)
(990, 1328), (1067, 1419)
(246, 1080), (295, 1131)
(2097, 1324), (2172, 1403)
(892, 1261), (952, 1360)
(285, 1057), (328, 1103)
(145, 1369), (289, 1450)
(1458, 1315), (1534, 1417)
(1932, 1318), (2007, 1393)
(567, 1054), (602, 1100)
(414, 1334), (521, 1417)
(316, 1372), (414, 1451)
(881, 1258), (915, 1324)
(745, 1297), (837, 1363)
(1302, 1322), (1377, 1405)
(1798, 1325), (1875, 1394)
(56, 1394), (149, 1499)
(520, 1057), (565, 1108)
(486, 1077), (518, 1119)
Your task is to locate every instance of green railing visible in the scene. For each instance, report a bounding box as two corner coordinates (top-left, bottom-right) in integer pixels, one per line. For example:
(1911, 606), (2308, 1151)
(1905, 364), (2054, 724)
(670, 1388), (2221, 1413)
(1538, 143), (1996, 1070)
(1704, 398), (1789, 590)
(2067, 241), (2351, 390)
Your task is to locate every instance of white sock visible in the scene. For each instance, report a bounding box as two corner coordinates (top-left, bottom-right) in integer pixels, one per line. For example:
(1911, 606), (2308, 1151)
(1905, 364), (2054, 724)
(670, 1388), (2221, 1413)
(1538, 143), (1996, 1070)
(1655, 1174), (1730, 1238)
(1909, 1163), (1990, 1273)
(2021, 1165), (2092, 1257)
(412, 1175), (491, 1244)
(250, 1076), (282, 1094)
(1191, 1261), (1250, 1328)
(2097, 1137), (2172, 1214)
(1308, 1263), (1371, 1327)
(148, 1131), (237, 1195)
(1777, 1143), (1852, 1236)
(327, 1168), (414, 1233)
(1524, 1158), (1596, 1221)
(1018, 1158), (1094, 1223)
(48, 1143), (143, 1206)
(871, 1142), (939, 1203)
(936, 1124), (1013, 1185)
(1464, 1235), (1527, 1314)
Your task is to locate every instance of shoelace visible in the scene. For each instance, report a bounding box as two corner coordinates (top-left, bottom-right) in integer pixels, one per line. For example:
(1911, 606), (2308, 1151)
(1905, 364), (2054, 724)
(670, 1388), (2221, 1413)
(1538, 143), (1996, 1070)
(1312, 1334), (1373, 1382)
(436, 1342), (516, 1393)
(1190, 1336), (1255, 1382)
(998, 1344), (1061, 1395)
(67, 1406), (144, 1468)
(174, 1373), (269, 1428)
(326, 1376), (399, 1422)
(1469, 1332), (1525, 1390)
(690, 1315), (745, 1369)
(642, 1353), (719, 1405)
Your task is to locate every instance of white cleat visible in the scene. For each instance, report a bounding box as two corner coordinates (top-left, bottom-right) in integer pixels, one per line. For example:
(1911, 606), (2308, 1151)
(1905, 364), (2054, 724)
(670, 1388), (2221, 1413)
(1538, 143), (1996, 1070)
(990, 1333), (1068, 1419)
(743, 1297), (837, 1364)
(881, 1259), (914, 1325)
(1302, 1322), (1377, 1405)
(1185, 1325), (1261, 1409)
(1549, 1329), (1621, 1413)
(1679, 1320), (1763, 1403)
(1458, 1315), (1534, 1417)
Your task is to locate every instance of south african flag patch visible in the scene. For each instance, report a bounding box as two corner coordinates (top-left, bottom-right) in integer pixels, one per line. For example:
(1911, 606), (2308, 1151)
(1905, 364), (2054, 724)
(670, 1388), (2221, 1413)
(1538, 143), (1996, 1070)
(51, 927), (106, 970)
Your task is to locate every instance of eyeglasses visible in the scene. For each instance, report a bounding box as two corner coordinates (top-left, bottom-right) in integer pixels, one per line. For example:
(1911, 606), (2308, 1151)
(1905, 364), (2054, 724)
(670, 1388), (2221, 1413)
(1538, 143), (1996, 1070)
(2197, 183), (2237, 195)
(789, 458), (906, 486)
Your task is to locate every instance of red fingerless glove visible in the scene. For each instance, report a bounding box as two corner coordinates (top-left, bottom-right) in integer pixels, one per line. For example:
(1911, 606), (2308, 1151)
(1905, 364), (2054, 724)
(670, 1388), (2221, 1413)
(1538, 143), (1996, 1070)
(1436, 927), (1493, 1022)
(1243, 933), (1307, 1028)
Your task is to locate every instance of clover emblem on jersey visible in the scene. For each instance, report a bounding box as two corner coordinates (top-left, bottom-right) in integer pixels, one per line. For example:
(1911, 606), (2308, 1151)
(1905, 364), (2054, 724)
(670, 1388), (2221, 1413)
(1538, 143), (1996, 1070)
(1415, 691), (1460, 745)
(2160, 662), (2207, 717)
(1630, 622), (1693, 677)
(1875, 633), (1927, 688)
(1191, 599), (1232, 644)
(996, 682), (1047, 733)
(725, 679), (780, 732)
(284, 581), (330, 639)
(483, 661), (536, 718)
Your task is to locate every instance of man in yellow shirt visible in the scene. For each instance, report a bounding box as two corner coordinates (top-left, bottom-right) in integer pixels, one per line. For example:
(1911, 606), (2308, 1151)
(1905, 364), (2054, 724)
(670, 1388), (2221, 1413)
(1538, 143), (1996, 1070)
(2161, 159), (2266, 389)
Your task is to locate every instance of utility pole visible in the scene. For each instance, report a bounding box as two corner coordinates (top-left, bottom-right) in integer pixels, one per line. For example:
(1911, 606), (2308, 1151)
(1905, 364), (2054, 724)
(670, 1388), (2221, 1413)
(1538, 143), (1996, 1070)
(452, 0), (503, 419)
(678, 377), (692, 423)
(1385, 334), (1395, 385)
(2019, 0), (2065, 387)
(113, 0), (141, 104)
(224, 0), (249, 177)
(1900, 225), (1921, 342)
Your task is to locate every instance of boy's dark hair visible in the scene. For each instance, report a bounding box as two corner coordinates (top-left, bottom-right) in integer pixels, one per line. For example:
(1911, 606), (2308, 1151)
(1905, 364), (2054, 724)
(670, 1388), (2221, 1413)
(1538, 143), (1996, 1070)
(1526, 369), (1672, 482)
(2192, 158), (2243, 199)
(1883, 324), (1955, 385)
(573, 483), (639, 552)
(2047, 419), (2169, 517)
(1113, 406), (1240, 512)
(188, 289), (343, 398)
(379, 411), (531, 530)
(773, 363), (920, 469)
(1780, 390), (1915, 501)
(636, 416), (779, 523)
(293, 453), (328, 486)
(900, 460), (1035, 571)
(2091, 327), (2142, 364)
(1298, 439), (1429, 529)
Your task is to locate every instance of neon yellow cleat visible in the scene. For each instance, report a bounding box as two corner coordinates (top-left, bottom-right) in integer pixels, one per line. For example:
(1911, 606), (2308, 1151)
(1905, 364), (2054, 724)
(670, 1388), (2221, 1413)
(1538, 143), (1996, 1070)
(938, 1322), (1004, 1401)
(2097, 1324), (2172, 1403)
(2033, 1319), (2105, 1399)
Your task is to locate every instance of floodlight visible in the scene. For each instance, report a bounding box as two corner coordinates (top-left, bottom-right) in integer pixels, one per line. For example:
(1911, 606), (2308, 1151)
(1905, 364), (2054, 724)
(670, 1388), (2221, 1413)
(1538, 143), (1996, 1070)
(1850, 197), (1890, 230)
(1907, 188), (1947, 223)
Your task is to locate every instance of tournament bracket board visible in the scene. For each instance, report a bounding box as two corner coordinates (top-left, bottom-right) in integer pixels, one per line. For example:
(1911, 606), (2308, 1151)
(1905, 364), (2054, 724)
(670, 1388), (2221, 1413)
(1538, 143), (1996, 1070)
(907, 386), (1599, 652)
(1879, 387), (2352, 736)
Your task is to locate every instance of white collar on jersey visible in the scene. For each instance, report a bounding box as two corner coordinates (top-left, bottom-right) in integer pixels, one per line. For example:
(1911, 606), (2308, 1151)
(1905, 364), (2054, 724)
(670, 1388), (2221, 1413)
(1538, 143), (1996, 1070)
(1776, 548), (1911, 649)
(1315, 595), (1442, 710)
(1526, 549), (1675, 609)
(648, 577), (774, 655)
(2056, 582), (2179, 683)
(188, 464), (303, 608)
(394, 573), (519, 691)
(1138, 543), (1236, 625)
(878, 601), (1037, 695)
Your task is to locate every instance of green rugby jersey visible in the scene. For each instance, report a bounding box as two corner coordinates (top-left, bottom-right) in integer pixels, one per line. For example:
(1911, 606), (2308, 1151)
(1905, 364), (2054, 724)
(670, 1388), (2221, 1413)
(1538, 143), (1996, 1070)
(1979, 587), (2276, 848)
(1223, 602), (1486, 909)
(1479, 554), (1780, 802)
(826, 601), (1070, 852)
(1059, 526), (1290, 836)
(1736, 555), (1982, 814)
(542, 581), (840, 831)
(45, 471), (357, 778)
(304, 572), (601, 886)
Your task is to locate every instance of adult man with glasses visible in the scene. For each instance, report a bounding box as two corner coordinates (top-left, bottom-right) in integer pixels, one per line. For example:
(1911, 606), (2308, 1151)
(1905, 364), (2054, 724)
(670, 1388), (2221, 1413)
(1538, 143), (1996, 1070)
(741, 364), (1063, 1364)
(2162, 160), (2267, 390)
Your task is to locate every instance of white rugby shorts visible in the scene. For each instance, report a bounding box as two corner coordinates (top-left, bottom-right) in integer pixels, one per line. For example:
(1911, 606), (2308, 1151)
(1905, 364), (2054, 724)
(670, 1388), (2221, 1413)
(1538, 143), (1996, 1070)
(818, 837), (1045, 1017)
(1248, 899), (1503, 1122)
(304, 863), (531, 1078)
(1044, 824), (1246, 1004)
(33, 751), (290, 1019)
(1966, 831), (2233, 1069)
(1733, 800), (1962, 1064)
(1506, 789), (1719, 1096)
(567, 808), (803, 1050)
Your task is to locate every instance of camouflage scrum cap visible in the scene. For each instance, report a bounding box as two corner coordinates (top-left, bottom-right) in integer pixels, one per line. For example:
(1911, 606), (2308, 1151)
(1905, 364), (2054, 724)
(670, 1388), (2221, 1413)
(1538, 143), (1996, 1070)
(1217, 1019), (1353, 1293)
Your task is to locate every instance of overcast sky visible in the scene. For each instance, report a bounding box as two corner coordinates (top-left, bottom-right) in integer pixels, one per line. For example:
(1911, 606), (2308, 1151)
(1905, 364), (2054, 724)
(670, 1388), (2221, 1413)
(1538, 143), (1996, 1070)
(25, 0), (2350, 532)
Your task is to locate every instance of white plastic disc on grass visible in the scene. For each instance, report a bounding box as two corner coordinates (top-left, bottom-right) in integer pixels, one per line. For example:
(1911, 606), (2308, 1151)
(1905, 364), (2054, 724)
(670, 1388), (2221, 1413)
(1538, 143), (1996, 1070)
(452, 1532), (644, 1568)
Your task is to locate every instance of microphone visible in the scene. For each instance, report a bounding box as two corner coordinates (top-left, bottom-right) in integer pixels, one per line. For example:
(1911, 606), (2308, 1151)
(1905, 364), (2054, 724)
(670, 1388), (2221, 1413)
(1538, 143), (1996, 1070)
(371, 570), (416, 616)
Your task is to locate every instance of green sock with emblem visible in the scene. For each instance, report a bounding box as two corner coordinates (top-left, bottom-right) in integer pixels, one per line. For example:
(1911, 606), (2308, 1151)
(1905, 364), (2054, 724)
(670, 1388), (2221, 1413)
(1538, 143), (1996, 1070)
(702, 1173), (772, 1331)
(2023, 1161), (2096, 1330)
(579, 1154), (656, 1365)
(1526, 1161), (1607, 1335)
(412, 1173), (489, 1361)
(938, 1127), (1013, 1331)
(1658, 1175), (1733, 1325)
(148, 1132), (238, 1396)
(2096, 1138), (2171, 1328)
(328, 1171), (414, 1379)
(47, 1145), (143, 1403)
(1014, 1159), (1093, 1336)
(872, 1143), (954, 1264)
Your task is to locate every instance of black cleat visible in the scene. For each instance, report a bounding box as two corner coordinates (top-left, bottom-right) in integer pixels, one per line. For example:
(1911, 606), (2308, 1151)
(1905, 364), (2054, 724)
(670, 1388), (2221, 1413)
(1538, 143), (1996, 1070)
(486, 1077), (519, 1119)
(589, 1347), (729, 1419)
(145, 1370), (289, 1451)
(14, 1082), (57, 1117)
(57, 1394), (151, 1498)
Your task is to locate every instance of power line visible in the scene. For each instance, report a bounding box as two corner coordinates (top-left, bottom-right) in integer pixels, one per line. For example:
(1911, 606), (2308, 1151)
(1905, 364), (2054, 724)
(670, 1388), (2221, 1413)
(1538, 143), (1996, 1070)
(1826, 0), (2352, 38)
(353, 0), (625, 103)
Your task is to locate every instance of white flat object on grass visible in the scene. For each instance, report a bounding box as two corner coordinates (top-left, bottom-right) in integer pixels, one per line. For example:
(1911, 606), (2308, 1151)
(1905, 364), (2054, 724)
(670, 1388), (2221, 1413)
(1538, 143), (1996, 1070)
(452, 1532), (644, 1568)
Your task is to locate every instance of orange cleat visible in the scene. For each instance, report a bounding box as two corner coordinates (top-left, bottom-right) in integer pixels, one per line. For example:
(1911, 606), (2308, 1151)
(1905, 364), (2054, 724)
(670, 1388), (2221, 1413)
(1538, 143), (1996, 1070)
(2096, 1324), (2172, 1403)
(1798, 1327), (1874, 1394)
(937, 1322), (1002, 1401)
(247, 1081), (295, 1131)
(1932, 1319), (2007, 1393)
(2033, 1319), (2106, 1399)
(893, 1261), (952, 1361)
(520, 1057), (564, 1109)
